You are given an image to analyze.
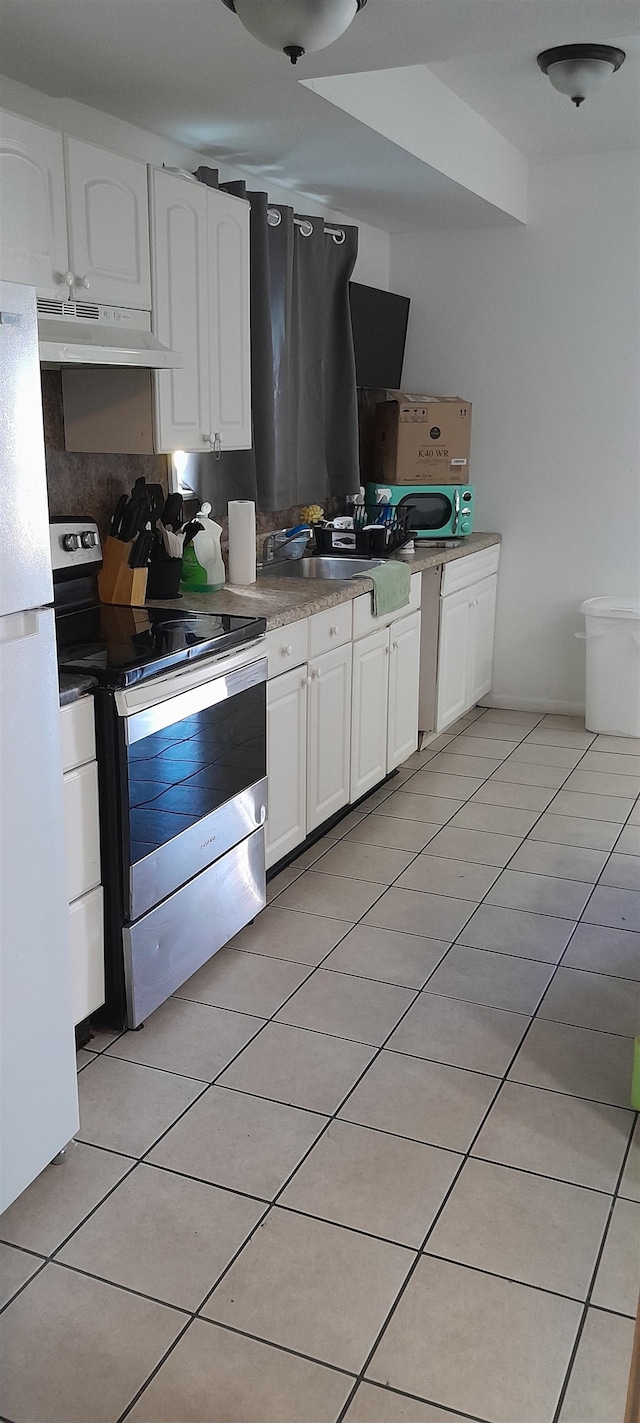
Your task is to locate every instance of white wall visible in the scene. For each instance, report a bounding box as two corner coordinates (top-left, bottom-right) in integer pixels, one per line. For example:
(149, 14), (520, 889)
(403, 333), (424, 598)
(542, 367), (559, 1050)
(392, 151), (640, 713)
(0, 75), (390, 289)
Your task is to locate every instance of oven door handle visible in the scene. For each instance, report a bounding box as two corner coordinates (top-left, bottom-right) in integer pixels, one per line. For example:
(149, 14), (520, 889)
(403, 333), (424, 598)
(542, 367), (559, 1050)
(121, 656), (267, 746)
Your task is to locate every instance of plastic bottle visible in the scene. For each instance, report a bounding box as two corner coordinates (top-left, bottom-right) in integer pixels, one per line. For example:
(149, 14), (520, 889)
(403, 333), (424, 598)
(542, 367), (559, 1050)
(181, 503), (226, 592)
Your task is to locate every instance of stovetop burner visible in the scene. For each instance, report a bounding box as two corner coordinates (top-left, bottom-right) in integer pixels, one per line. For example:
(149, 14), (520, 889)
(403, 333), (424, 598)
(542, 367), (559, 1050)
(56, 604), (266, 687)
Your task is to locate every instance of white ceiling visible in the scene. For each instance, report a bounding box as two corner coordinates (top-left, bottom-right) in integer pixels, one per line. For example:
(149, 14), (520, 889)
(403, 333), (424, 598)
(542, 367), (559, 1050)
(1, 0), (638, 231)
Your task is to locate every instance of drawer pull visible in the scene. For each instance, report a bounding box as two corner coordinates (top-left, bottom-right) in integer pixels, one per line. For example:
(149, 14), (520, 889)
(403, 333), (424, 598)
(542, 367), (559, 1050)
(281, 644), (292, 655)
(329, 625), (339, 636)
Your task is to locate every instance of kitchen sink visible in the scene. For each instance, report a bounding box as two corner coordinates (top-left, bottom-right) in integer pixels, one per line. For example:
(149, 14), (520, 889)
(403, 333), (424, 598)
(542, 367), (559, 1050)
(258, 556), (384, 581)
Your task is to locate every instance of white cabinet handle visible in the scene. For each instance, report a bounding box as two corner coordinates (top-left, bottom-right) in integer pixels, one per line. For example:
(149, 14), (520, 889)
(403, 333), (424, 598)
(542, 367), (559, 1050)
(203, 434), (213, 444)
(63, 271), (74, 287)
(281, 645), (292, 656)
(76, 275), (90, 290)
(311, 666), (322, 679)
(301, 674), (311, 687)
(329, 625), (339, 636)
(385, 644), (391, 656)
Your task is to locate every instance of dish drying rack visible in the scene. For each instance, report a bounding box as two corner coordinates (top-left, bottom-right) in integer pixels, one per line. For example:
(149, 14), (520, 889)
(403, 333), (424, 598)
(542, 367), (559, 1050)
(314, 503), (412, 557)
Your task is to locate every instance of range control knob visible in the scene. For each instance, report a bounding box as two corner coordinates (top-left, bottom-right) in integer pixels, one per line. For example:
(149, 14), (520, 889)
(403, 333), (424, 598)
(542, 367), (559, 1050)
(81, 530), (97, 548)
(63, 533), (80, 551)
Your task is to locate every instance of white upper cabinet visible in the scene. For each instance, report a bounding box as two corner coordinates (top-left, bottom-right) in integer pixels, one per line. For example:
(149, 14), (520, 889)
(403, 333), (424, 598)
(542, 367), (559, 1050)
(387, 610), (421, 771)
(0, 111), (69, 297)
(0, 113), (151, 306)
(151, 168), (210, 452)
(152, 168), (252, 454)
(64, 137), (151, 308)
(208, 188), (252, 450)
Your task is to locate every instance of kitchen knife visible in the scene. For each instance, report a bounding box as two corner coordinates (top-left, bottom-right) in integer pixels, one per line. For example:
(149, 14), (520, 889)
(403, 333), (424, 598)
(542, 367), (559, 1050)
(120, 497), (148, 543)
(161, 492), (184, 531)
(110, 493), (128, 538)
(128, 526), (154, 568)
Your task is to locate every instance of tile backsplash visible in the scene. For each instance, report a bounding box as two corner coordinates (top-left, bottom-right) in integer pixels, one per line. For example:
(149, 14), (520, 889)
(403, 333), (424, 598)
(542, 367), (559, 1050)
(42, 371), (169, 538)
(43, 369), (341, 546)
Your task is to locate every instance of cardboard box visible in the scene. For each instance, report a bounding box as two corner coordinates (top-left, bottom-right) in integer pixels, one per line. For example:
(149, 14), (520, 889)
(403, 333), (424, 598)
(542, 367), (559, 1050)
(373, 392), (472, 485)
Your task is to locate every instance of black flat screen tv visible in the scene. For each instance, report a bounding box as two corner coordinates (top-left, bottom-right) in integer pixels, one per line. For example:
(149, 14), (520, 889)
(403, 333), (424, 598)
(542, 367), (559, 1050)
(349, 281), (410, 390)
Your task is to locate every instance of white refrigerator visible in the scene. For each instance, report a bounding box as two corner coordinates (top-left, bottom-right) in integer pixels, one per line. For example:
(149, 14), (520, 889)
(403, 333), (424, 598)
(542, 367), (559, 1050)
(0, 280), (78, 1212)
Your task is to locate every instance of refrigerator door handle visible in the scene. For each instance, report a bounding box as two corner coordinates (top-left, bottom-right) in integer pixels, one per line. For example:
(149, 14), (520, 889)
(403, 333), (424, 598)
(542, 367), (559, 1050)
(0, 609), (41, 645)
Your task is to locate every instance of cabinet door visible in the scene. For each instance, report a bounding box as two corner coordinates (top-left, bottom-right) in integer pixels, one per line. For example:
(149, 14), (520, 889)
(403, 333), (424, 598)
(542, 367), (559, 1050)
(0, 111), (68, 297)
(266, 666), (308, 869)
(69, 886), (105, 1025)
(307, 643), (352, 832)
(436, 587), (472, 732)
(151, 168), (210, 452)
(65, 138), (151, 308)
(468, 574), (498, 706)
(388, 610), (422, 771)
(351, 628), (389, 801)
(63, 761), (101, 902)
(207, 188), (252, 450)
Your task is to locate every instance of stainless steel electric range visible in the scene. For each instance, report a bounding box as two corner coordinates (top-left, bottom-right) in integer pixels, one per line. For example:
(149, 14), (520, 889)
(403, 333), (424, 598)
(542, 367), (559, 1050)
(52, 518), (268, 1029)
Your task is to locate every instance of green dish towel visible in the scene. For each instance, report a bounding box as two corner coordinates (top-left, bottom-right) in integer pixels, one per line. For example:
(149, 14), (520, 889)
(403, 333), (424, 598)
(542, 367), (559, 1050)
(356, 560), (411, 617)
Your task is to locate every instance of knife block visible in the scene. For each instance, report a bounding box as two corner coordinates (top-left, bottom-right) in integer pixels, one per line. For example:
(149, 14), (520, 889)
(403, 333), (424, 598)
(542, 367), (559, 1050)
(98, 536), (148, 606)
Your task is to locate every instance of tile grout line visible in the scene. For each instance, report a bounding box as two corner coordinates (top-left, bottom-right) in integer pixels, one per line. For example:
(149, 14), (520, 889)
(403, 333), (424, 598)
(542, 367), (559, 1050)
(551, 1116), (639, 1423)
(112, 763), (514, 1420)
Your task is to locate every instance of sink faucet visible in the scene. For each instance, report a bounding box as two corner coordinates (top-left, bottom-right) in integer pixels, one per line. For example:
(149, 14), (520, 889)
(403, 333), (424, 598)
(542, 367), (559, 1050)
(261, 526), (312, 565)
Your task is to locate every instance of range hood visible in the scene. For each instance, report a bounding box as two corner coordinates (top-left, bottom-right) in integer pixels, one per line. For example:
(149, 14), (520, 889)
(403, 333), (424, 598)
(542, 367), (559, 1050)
(37, 299), (181, 369)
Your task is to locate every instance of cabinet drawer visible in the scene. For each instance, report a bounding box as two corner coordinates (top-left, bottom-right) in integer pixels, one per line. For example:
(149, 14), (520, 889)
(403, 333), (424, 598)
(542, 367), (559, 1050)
(441, 544), (500, 596)
(353, 570), (421, 640)
(63, 761), (101, 902)
(69, 886), (104, 1025)
(309, 601), (352, 658)
(60, 696), (96, 772)
(265, 619), (309, 678)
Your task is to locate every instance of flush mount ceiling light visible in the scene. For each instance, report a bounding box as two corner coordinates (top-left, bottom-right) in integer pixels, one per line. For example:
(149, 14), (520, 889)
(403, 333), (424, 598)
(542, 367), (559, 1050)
(220, 0), (368, 64)
(537, 43), (626, 106)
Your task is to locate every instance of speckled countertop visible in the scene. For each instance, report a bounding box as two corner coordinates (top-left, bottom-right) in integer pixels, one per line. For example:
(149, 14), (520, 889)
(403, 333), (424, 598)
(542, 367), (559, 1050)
(58, 672), (98, 707)
(148, 532), (501, 631)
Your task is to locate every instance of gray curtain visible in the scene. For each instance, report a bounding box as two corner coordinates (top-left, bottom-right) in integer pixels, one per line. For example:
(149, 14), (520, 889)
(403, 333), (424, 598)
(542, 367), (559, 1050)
(193, 169), (359, 513)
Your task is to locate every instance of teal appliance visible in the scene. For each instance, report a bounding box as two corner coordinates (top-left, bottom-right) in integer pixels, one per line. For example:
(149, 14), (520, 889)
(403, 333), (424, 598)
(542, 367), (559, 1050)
(366, 483), (474, 539)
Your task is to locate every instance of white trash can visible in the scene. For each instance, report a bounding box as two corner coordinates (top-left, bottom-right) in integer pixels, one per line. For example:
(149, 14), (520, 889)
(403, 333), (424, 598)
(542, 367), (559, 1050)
(579, 597), (640, 736)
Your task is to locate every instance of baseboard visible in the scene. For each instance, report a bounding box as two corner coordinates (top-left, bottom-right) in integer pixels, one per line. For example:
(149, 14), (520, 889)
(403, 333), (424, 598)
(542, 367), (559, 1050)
(478, 696), (586, 716)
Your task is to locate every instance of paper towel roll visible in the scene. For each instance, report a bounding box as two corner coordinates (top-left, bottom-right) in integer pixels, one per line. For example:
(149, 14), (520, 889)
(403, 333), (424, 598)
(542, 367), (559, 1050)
(228, 500), (257, 585)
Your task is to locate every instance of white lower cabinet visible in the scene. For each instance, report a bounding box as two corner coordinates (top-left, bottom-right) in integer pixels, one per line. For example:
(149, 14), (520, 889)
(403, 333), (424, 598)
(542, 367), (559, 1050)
(265, 666), (308, 870)
(307, 643), (352, 832)
(387, 610), (422, 770)
(468, 574), (498, 706)
(436, 572), (498, 731)
(351, 626), (389, 801)
(63, 761), (101, 903)
(60, 698), (104, 1025)
(351, 610), (421, 800)
(68, 886), (105, 1026)
(435, 585), (473, 731)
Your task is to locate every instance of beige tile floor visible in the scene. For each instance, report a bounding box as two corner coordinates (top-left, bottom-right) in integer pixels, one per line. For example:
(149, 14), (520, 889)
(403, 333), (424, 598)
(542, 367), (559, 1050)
(1, 705), (639, 1423)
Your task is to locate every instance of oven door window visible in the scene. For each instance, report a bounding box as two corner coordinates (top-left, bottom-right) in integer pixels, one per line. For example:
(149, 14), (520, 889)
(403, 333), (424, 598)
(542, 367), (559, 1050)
(399, 492), (453, 531)
(127, 681), (266, 864)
